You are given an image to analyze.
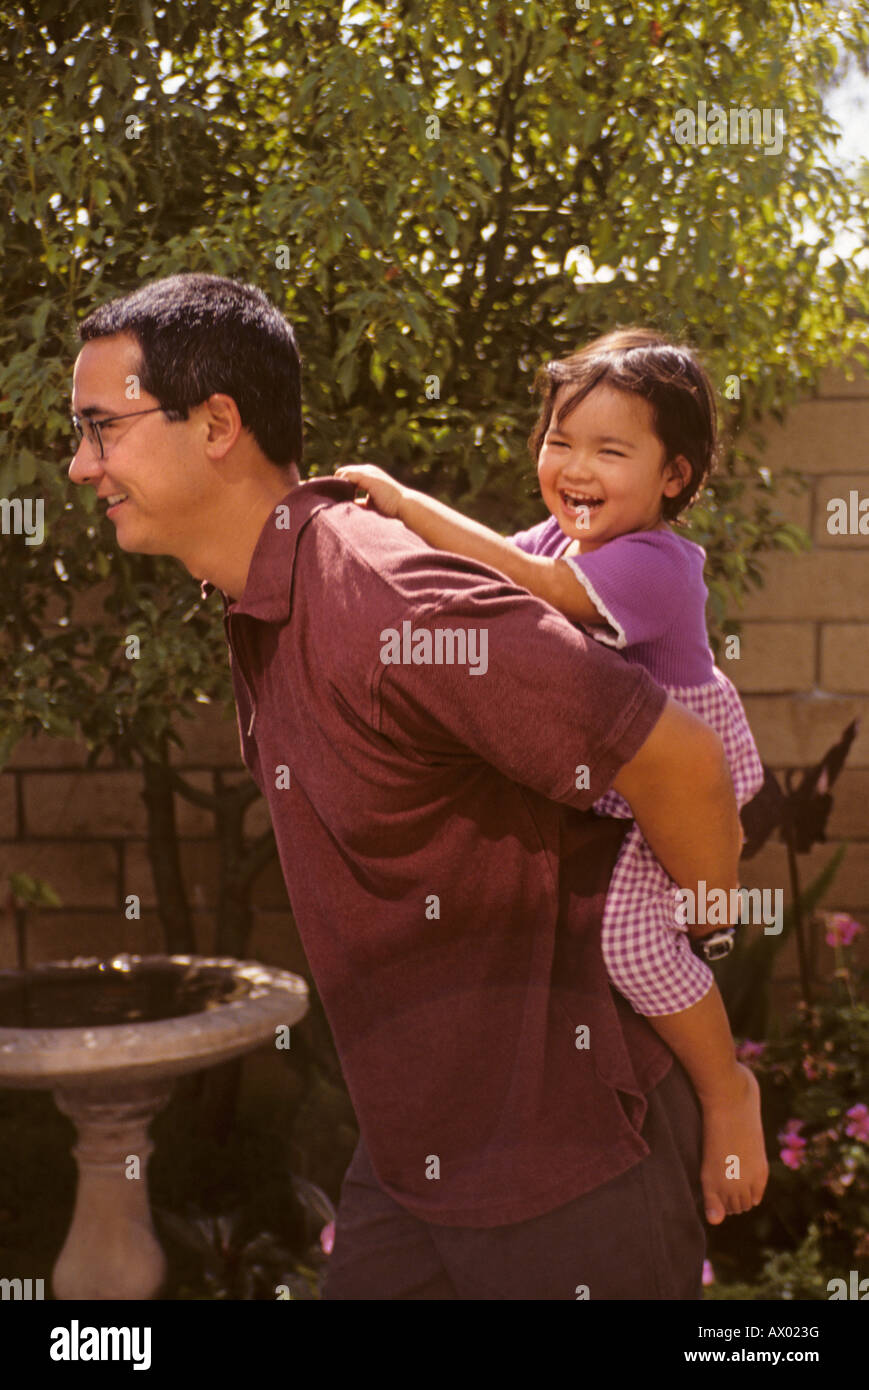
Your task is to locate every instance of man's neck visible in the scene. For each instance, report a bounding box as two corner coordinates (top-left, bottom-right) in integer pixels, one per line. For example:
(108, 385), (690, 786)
(186, 469), (300, 601)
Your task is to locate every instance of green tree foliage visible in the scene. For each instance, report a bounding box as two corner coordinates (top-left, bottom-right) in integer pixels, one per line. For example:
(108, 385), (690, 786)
(1, 0), (868, 768)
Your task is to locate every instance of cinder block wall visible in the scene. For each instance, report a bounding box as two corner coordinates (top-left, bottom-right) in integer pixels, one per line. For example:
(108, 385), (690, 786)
(0, 708), (303, 975)
(729, 362), (869, 1004)
(2, 364), (867, 1004)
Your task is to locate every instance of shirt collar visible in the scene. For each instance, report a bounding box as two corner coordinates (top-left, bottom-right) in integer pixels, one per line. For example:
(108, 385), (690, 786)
(199, 476), (357, 623)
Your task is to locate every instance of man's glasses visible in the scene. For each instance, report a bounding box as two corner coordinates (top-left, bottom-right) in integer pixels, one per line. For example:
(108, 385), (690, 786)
(71, 406), (167, 461)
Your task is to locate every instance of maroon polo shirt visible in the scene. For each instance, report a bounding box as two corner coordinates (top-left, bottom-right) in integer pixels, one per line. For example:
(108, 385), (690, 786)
(206, 477), (675, 1227)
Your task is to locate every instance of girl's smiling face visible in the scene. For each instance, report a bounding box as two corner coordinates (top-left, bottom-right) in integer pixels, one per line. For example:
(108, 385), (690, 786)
(537, 383), (691, 553)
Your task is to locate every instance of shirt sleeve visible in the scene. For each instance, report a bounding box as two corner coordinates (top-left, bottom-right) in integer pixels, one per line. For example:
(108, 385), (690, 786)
(507, 519), (550, 553)
(564, 532), (693, 650)
(374, 579), (668, 811)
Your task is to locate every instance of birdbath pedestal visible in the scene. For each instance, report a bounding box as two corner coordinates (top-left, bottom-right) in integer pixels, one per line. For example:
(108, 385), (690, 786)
(0, 955), (308, 1300)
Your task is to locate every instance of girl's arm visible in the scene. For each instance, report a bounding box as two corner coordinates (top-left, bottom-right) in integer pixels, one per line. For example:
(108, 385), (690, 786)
(334, 463), (607, 626)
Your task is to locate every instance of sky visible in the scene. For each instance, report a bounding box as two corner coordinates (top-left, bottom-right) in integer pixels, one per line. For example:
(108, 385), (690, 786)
(826, 61), (869, 169)
(820, 58), (869, 269)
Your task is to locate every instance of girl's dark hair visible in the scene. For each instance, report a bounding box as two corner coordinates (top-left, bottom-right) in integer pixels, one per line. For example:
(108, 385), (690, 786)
(78, 273), (302, 472)
(528, 326), (718, 521)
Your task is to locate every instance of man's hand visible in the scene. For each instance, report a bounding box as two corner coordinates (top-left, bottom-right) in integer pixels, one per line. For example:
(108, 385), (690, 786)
(334, 463), (406, 519)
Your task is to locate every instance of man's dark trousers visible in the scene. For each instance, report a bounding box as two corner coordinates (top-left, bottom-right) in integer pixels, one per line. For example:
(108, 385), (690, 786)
(321, 1058), (706, 1300)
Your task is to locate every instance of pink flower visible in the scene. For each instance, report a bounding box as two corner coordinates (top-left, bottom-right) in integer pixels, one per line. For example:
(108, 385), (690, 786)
(781, 1147), (806, 1170)
(825, 1158), (857, 1196)
(702, 1259), (715, 1286)
(778, 1119), (807, 1170)
(824, 913), (864, 948)
(320, 1221), (335, 1256)
(737, 1040), (766, 1062)
(845, 1104), (869, 1143)
(802, 1056), (820, 1081)
(779, 1119), (805, 1141)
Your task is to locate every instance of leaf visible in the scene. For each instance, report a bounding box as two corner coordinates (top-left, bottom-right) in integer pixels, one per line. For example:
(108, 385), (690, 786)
(403, 302), (430, 343)
(0, 727), (22, 773)
(581, 110), (605, 146)
(324, 224), (343, 257)
(440, 210), (459, 247)
(291, 1175), (336, 1226)
(717, 846), (848, 1037)
(432, 168), (451, 203)
(474, 152), (499, 189)
(8, 872), (61, 907)
(337, 354), (358, 401)
(345, 196), (373, 236)
(32, 301), (51, 339)
(110, 54), (130, 93)
(369, 351), (386, 390)
(784, 720), (860, 853)
(741, 765), (786, 859)
(9, 873), (37, 899)
(32, 880), (63, 907)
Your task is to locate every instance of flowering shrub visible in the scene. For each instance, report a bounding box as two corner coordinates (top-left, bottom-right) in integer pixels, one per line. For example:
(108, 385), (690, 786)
(702, 1227), (831, 1301)
(706, 914), (869, 1295)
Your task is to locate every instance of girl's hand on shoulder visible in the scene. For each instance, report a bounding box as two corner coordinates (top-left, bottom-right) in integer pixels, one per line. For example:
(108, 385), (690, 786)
(334, 463), (406, 518)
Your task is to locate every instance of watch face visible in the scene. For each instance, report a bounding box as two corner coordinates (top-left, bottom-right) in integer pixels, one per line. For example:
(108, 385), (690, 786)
(704, 934), (734, 961)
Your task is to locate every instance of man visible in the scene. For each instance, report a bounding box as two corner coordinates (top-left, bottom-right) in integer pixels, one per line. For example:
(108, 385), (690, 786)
(69, 273), (742, 1300)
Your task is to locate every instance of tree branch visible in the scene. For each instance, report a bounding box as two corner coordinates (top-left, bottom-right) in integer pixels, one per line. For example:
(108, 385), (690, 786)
(236, 827), (277, 891)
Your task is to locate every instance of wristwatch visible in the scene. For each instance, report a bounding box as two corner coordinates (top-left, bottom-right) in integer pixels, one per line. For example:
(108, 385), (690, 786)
(691, 927), (736, 962)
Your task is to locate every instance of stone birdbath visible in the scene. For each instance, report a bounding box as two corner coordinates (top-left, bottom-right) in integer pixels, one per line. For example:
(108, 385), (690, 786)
(0, 953), (308, 1300)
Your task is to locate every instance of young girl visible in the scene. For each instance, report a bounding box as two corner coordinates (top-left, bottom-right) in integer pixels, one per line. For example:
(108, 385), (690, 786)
(335, 326), (769, 1226)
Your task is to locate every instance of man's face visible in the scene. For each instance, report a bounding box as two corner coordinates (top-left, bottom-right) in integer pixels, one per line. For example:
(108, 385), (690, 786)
(69, 333), (210, 556)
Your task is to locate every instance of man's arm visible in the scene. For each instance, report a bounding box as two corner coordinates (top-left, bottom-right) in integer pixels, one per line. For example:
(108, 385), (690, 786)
(613, 697), (767, 1224)
(612, 695), (742, 930)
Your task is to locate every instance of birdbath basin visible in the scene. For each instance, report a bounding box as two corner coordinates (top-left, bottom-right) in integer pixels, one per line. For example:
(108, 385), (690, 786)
(0, 954), (308, 1300)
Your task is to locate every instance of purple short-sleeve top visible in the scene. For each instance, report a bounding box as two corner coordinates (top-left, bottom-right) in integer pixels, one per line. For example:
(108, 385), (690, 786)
(511, 516), (715, 687)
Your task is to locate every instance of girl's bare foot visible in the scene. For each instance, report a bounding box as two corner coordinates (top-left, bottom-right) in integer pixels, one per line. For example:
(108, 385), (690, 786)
(700, 1062), (769, 1224)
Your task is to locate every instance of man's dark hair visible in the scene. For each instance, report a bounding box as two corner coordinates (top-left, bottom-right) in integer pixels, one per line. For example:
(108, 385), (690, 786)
(78, 273), (303, 471)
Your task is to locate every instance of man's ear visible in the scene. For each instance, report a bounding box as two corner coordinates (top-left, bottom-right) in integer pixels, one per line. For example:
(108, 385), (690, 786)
(200, 392), (244, 459)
